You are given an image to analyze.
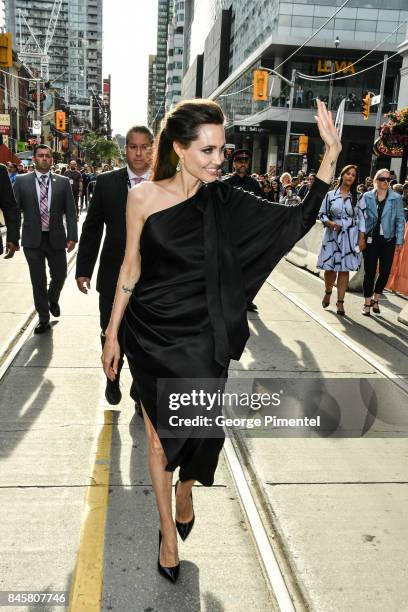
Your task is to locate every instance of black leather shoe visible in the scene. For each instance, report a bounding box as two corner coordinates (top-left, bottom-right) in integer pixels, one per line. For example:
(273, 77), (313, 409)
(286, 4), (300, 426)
(34, 322), (51, 334)
(157, 531), (180, 583)
(49, 302), (60, 317)
(105, 379), (122, 405)
(247, 302), (258, 312)
(175, 480), (195, 541)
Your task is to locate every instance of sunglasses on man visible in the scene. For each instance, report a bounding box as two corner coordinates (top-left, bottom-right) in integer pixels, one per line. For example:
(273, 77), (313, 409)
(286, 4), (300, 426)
(377, 176), (391, 182)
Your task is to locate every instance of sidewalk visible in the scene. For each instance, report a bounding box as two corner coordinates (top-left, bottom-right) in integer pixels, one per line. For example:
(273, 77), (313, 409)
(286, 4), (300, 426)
(0, 248), (273, 611)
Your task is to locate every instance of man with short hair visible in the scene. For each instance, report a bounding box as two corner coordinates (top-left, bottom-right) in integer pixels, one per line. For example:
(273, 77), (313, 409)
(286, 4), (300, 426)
(76, 125), (153, 411)
(64, 160), (83, 219)
(223, 149), (264, 197)
(13, 144), (77, 333)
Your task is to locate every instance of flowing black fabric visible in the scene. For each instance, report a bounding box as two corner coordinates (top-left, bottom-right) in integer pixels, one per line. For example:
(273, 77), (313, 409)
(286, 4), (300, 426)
(124, 178), (329, 485)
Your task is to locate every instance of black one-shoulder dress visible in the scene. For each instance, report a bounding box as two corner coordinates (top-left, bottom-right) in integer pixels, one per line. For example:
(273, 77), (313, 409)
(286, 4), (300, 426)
(124, 178), (329, 485)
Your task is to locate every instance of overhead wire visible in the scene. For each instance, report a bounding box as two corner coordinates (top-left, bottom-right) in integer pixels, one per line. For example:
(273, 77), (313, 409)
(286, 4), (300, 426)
(216, 0), (351, 100)
(298, 50), (400, 83)
(272, 0), (351, 74)
(297, 19), (408, 81)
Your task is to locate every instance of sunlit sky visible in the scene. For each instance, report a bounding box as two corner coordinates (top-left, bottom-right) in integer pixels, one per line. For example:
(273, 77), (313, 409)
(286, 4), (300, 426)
(103, 0), (158, 136)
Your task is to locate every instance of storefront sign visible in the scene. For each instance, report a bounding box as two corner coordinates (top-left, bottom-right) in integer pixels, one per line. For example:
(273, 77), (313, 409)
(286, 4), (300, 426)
(0, 113), (10, 135)
(236, 125), (267, 133)
(317, 59), (356, 75)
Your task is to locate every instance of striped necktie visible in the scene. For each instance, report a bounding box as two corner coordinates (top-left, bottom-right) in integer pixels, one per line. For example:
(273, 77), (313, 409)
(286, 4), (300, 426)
(39, 175), (49, 230)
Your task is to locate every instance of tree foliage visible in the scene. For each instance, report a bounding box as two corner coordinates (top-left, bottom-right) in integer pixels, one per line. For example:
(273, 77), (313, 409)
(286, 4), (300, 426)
(81, 132), (122, 166)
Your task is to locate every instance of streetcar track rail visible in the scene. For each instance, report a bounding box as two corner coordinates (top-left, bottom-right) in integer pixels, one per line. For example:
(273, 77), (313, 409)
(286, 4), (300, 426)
(222, 268), (408, 612)
(268, 277), (408, 399)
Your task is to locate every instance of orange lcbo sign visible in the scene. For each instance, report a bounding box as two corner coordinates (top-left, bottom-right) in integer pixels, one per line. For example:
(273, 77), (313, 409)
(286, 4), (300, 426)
(317, 59), (356, 75)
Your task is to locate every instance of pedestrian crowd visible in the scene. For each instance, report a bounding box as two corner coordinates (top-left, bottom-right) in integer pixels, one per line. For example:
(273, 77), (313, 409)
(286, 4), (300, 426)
(2, 159), (115, 220)
(1, 136), (408, 333)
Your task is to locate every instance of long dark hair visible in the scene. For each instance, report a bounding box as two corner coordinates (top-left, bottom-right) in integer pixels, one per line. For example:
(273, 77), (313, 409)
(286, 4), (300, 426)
(151, 99), (224, 181)
(338, 164), (359, 207)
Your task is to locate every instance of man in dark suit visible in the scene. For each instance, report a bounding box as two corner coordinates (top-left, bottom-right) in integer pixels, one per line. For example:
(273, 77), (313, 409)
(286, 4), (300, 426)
(0, 163), (20, 259)
(14, 144), (77, 334)
(76, 125), (153, 410)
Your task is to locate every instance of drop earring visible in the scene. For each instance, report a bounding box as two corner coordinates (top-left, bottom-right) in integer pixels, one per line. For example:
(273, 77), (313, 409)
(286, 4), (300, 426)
(176, 156), (183, 172)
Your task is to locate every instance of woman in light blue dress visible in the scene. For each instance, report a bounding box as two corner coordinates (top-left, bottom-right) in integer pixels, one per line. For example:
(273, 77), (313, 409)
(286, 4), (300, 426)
(317, 165), (366, 315)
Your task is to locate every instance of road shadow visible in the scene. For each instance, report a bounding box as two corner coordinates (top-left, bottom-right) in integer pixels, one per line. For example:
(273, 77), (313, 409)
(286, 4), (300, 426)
(0, 326), (55, 460)
(102, 410), (201, 611)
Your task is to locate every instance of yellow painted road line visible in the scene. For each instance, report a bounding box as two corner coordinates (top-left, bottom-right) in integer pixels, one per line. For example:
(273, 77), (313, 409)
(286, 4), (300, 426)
(68, 410), (114, 611)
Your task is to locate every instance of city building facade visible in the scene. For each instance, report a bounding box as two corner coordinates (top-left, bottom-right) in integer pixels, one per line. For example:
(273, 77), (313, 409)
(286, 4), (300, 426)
(147, 54), (157, 128)
(5, 0), (102, 103)
(150, 0), (172, 133)
(165, 0), (184, 112)
(181, 0), (407, 179)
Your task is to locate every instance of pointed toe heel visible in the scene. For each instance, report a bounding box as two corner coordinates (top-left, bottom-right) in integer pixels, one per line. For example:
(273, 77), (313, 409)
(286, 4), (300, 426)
(157, 531), (180, 583)
(175, 480), (195, 541)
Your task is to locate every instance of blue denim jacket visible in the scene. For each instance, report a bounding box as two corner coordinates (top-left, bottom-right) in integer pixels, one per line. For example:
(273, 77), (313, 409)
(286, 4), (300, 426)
(363, 189), (405, 245)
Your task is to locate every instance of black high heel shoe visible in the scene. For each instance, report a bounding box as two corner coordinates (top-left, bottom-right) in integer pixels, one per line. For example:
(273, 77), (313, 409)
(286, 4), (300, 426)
(157, 531), (180, 583)
(175, 480), (195, 541)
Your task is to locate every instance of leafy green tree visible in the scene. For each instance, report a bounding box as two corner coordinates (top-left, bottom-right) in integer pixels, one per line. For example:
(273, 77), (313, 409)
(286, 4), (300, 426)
(81, 133), (123, 167)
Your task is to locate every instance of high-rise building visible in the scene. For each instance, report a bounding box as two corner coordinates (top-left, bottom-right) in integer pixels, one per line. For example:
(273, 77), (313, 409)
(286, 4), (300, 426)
(182, 0), (406, 179)
(5, 0), (102, 102)
(147, 54), (157, 128)
(150, 0), (171, 133)
(165, 0), (185, 111)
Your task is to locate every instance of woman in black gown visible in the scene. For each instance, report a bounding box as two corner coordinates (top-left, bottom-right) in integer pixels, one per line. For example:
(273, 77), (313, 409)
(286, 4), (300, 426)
(102, 98), (341, 582)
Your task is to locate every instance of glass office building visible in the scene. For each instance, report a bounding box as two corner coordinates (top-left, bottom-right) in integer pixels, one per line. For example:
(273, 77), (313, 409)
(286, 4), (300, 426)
(181, 0), (406, 178)
(5, 0), (103, 102)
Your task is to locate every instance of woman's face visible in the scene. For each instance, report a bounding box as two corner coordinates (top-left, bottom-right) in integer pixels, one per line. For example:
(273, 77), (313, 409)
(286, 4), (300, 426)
(271, 181), (278, 190)
(375, 170), (391, 190)
(342, 168), (357, 188)
(176, 124), (226, 183)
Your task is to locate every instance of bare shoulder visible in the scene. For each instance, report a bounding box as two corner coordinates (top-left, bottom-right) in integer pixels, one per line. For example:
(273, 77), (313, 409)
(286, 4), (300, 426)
(127, 181), (164, 221)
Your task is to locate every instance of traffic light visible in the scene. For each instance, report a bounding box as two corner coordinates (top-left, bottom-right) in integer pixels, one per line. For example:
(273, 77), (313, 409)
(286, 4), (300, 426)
(56, 111), (66, 131)
(298, 135), (309, 155)
(253, 70), (269, 101)
(362, 94), (371, 120)
(0, 32), (12, 68)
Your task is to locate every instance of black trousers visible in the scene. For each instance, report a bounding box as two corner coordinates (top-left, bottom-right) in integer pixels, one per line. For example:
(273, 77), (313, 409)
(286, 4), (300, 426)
(99, 293), (140, 404)
(363, 236), (396, 298)
(23, 233), (67, 323)
(72, 192), (80, 217)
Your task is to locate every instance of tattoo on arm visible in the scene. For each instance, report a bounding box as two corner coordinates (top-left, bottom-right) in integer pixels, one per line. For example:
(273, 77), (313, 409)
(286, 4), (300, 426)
(330, 160), (336, 167)
(122, 285), (134, 294)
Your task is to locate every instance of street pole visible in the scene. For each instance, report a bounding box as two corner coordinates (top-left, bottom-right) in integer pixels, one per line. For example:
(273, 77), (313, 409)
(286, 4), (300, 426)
(328, 68), (334, 111)
(370, 53), (388, 176)
(36, 79), (41, 121)
(284, 69), (296, 170)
